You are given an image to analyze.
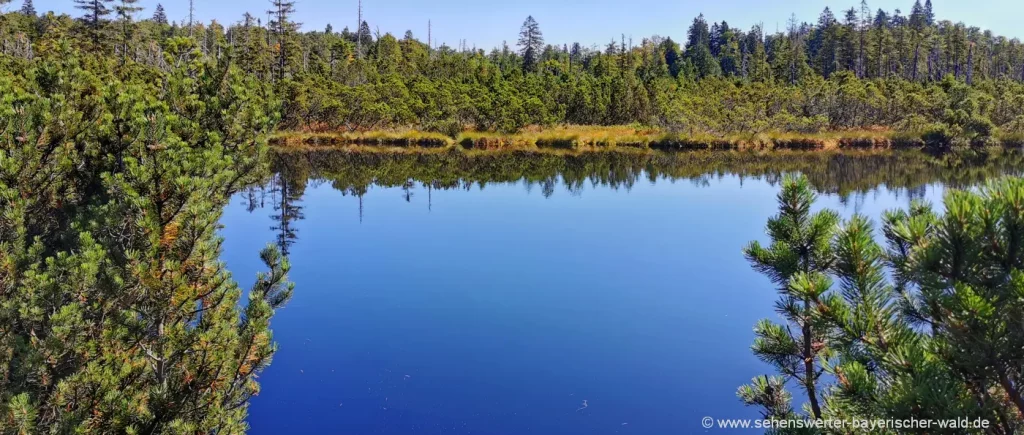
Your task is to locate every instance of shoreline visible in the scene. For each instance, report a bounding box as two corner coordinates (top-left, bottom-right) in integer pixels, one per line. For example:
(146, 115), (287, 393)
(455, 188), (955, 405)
(270, 127), (1024, 152)
(269, 145), (1024, 198)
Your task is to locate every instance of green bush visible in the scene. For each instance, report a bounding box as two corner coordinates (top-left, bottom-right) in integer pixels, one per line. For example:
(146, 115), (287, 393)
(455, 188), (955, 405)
(922, 124), (955, 151)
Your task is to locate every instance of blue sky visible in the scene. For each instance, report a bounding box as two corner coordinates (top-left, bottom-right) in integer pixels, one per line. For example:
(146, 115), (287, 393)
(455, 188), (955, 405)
(21, 0), (1024, 49)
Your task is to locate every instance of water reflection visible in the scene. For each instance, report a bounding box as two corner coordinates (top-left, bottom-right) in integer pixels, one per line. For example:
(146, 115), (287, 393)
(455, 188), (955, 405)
(245, 148), (1024, 255)
(226, 148), (1024, 434)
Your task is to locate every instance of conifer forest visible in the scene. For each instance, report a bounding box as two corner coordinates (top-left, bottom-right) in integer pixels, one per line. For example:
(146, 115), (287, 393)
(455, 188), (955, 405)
(2, 0), (1024, 433)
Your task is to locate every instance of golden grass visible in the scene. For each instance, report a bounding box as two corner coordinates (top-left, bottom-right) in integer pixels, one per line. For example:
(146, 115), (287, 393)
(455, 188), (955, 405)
(272, 129), (452, 148)
(271, 125), (1023, 152)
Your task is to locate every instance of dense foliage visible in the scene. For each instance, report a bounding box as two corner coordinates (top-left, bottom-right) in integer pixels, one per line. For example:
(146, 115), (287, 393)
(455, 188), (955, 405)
(3, 0), (1024, 432)
(742, 176), (1024, 433)
(0, 11), (290, 434)
(5, 0), (1023, 139)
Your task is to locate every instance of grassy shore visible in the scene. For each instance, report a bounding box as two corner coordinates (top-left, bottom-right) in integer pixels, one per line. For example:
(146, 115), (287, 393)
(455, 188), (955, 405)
(270, 125), (1024, 152)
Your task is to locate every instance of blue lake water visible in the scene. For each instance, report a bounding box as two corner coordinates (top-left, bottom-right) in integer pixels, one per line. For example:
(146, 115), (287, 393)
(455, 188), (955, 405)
(219, 151), (1006, 434)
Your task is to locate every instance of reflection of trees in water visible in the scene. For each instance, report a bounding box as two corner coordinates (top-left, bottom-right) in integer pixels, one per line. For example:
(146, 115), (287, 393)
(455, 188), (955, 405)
(402, 180), (415, 202)
(542, 178), (557, 198)
(276, 148), (1024, 194)
(251, 148), (1024, 251)
(268, 158), (308, 256)
(243, 186), (268, 213)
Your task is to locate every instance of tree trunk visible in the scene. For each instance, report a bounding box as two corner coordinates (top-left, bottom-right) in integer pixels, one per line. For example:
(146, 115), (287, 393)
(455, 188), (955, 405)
(997, 367), (1024, 418)
(803, 302), (822, 419)
(912, 41), (920, 81)
(967, 43), (974, 85)
(927, 48), (933, 80)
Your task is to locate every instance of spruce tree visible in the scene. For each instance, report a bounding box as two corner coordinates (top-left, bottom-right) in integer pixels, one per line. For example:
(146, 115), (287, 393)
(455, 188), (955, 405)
(714, 22), (741, 76)
(115, 0), (143, 63)
(857, 0), (870, 77)
(357, 20), (372, 54)
(813, 7), (839, 77)
(784, 13), (812, 83)
(268, 0), (298, 80)
(152, 3), (167, 25)
(74, 0), (114, 44)
(684, 14), (721, 79)
(910, 0), (927, 30)
(661, 37), (682, 77)
(517, 15), (544, 71)
(19, 0), (35, 16)
(745, 24), (771, 81)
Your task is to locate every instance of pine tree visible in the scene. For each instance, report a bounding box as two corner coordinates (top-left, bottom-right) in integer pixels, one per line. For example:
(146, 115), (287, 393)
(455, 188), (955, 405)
(375, 33), (402, 74)
(741, 176), (1024, 434)
(0, 36), (289, 433)
(19, 0), (35, 16)
(152, 3), (167, 25)
(743, 176), (840, 419)
(518, 15), (544, 71)
(890, 181), (1024, 421)
(821, 208), (983, 428)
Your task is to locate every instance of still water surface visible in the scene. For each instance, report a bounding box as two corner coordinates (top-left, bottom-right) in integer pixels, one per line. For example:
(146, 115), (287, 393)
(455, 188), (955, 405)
(220, 150), (1018, 434)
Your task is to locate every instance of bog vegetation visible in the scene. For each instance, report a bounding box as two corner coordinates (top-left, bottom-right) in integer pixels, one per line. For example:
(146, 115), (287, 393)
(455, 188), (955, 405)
(0, 1), (293, 433)
(3, 0), (1024, 432)
(4, 0), (1024, 146)
(742, 176), (1024, 434)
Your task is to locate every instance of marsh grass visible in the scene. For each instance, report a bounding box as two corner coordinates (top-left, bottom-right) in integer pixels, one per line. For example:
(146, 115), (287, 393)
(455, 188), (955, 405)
(271, 125), (1022, 152)
(273, 130), (453, 148)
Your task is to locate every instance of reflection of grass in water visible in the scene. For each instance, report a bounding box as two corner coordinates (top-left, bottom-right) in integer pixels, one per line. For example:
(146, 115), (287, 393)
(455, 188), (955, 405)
(270, 146), (1024, 200)
(272, 125), (1024, 152)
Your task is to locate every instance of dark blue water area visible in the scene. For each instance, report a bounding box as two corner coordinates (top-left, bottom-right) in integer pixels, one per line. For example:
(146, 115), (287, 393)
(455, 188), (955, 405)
(219, 174), (945, 434)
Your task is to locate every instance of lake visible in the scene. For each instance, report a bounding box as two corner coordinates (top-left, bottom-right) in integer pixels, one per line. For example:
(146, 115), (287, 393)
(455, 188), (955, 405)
(220, 149), (1022, 434)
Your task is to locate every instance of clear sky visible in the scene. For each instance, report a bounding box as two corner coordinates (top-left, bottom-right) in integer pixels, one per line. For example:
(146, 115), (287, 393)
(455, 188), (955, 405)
(21, 0), (1024, 50)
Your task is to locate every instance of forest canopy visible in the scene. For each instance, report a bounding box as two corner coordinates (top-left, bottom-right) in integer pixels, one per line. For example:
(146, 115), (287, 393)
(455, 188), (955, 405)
(1, 0), (1024, 141)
